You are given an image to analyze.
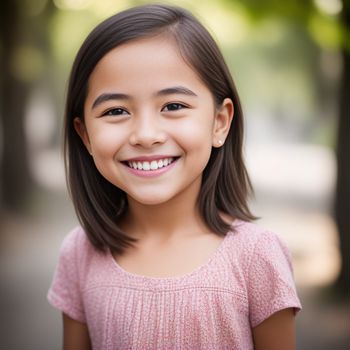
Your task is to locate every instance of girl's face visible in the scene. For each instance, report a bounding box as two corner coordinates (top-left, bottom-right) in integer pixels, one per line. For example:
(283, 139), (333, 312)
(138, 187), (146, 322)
(75, 35), (233, 206)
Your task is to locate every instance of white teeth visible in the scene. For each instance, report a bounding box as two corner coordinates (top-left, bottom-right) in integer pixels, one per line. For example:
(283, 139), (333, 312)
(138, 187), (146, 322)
(142, 162), (150, 170)
(127, 157), (175, 171)
(150, 160), (158, 170)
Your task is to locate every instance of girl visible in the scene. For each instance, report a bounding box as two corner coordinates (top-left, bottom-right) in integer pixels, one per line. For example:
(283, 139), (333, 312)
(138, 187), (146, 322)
(48, 4), (301, 350)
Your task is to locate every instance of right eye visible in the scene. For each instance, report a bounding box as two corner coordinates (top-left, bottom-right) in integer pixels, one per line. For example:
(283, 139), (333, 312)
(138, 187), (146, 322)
(102, 108), (129, 116)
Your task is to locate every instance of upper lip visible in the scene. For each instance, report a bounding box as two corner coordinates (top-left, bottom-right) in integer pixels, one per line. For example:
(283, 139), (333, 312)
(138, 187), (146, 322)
(122, 155), (179, 162)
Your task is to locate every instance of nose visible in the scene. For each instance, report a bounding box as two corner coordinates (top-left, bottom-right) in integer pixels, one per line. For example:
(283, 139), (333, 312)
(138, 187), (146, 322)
(129, 114), (167, 148)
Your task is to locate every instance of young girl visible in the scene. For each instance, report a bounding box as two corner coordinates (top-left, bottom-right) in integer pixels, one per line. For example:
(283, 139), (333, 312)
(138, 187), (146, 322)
(48, 4), (301, 349)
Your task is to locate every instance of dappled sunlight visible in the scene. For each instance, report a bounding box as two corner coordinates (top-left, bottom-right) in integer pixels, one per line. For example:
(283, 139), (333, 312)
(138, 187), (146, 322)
(31, 148), (65, 190)
(314, 0), (343, 16)
(199, 3), (250, 46)
(25, 88), (66, 191)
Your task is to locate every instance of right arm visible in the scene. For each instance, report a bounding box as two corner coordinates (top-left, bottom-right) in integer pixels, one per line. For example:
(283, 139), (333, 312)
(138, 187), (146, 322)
(63, 313), (91, 350)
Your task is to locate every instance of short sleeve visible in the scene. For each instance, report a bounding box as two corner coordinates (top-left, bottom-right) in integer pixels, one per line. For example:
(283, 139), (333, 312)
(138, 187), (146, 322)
(47, 228), (86, 323)
(247, 231), (301, 328)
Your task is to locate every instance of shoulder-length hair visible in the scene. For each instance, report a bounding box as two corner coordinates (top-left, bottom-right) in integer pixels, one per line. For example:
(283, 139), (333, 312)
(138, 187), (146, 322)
(64, 4), (255, 254)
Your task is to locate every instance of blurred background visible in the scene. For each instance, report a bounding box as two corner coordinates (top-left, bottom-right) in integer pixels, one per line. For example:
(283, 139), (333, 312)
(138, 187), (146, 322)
(0, 0), (349, 348)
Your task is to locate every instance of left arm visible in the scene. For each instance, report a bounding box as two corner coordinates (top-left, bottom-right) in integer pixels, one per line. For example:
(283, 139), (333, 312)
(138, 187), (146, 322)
(252, 308), (296, 350)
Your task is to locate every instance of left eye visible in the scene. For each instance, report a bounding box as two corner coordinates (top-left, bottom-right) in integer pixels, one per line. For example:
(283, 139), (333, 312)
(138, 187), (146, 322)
(162, 103), (187, 112)
(102, 108), (129, 116)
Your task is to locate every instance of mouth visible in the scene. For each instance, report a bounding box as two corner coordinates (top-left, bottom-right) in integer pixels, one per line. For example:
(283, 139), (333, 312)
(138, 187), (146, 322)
(122, 157), (180, 171)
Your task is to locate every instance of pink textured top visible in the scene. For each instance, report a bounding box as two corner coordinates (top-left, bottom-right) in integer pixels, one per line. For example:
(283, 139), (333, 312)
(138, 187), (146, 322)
(47, 220), (301, 349)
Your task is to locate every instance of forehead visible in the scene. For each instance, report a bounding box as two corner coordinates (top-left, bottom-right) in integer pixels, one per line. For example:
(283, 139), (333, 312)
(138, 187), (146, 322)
(86, 35), (208, 97)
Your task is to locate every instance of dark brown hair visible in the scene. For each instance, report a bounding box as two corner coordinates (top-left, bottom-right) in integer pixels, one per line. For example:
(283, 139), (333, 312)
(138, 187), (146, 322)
(64, 4), (255, 255)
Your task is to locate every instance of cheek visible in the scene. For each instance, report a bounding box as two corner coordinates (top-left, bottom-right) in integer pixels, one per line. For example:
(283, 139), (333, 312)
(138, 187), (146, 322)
(174, 119), (214, 173)
(89, 125), (125, 156)
(176, 116), (214, 150)
(89, 128), (124, 184)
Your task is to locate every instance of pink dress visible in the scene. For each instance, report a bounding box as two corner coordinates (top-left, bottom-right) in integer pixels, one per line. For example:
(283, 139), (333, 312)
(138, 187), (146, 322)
(47, 220), (301, 349)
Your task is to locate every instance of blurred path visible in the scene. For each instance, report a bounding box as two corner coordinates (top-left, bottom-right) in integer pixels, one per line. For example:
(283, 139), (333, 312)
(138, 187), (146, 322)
(0, 191), (76, 350)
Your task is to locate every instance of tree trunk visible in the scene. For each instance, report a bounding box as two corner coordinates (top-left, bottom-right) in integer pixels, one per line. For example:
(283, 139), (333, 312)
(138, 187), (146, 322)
(0, 0), (35, 211)
(334, 1), (350, 293)
(1, 69), (33, 211)
(0, 0), (56, 212)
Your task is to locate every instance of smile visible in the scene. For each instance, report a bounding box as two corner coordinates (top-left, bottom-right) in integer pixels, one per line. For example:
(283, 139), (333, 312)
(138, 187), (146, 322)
(127, 157), (175, 171)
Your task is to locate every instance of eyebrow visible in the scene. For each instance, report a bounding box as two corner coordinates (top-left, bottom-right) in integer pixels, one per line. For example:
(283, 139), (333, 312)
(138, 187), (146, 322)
(91, 93), (130, 110)
(91, 86), (198, 110)
(156, 86), (198, 98)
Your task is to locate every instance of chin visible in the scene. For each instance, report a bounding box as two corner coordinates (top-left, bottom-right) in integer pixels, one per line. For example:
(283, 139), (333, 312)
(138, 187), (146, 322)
(126, 191), (176, 207)
(133, 197), (172, 206)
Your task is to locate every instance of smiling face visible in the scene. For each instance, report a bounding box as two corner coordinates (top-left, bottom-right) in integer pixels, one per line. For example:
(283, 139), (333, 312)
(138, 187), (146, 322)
(75, 34), (233, 207)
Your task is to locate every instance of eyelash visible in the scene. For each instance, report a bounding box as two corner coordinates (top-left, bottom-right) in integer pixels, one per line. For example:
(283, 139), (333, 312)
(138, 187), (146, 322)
(101, 102), (188, 117)
(102, 107), (129, 117)
(161, 102), (188, 112)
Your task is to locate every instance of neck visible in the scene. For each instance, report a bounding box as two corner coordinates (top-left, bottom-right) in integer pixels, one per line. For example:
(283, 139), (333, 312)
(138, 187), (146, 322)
(121, 179), (210, 242)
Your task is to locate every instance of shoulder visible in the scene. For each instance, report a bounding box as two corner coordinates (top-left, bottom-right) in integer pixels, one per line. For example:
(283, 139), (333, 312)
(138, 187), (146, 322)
(48, 226), (94, 323)
(227, 219), (287, 249)
(54, 225), (104, 290)
(58, 226), (96, 263)
(225, 220), (293, 268)
(60, 226), (88, 250)
(227, 221), (302, 326)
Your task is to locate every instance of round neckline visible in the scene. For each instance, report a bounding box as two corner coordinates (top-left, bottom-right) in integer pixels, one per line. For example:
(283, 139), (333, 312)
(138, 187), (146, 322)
(108, 219), (243, 282)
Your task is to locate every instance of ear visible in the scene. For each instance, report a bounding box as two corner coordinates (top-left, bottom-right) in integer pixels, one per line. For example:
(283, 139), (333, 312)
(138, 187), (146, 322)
(73, 117), (92, 155)
(212, 98), (234, 148)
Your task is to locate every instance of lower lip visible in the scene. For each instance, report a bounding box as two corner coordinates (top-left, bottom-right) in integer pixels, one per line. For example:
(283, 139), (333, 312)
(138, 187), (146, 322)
(123, 158), (179, 178)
